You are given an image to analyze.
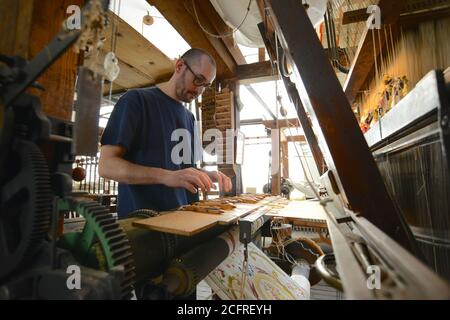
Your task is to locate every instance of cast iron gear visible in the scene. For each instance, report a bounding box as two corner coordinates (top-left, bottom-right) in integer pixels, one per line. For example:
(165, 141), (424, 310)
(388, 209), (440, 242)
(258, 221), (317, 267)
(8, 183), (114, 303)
(58, 200), (136, 299)
(0, 139), (52, 280)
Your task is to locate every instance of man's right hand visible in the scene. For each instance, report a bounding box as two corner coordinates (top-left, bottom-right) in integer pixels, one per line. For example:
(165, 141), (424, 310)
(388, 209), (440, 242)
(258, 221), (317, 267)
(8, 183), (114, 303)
(162, 167), (215, 194)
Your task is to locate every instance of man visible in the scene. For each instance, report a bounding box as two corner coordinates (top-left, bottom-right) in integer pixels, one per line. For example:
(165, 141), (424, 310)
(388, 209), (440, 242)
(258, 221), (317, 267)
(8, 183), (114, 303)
(99, 48), (232, 219)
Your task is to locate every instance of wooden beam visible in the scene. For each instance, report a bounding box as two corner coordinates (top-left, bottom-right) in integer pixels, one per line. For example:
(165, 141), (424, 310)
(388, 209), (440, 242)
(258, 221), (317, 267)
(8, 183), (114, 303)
(342, 0), (450, 25)
(104, 11), (174, 85)
(27, 0), (84, 121)
(236, 61), (277, 82)
(343, 0), (402, 103)
(398, 5), (450, 27)
(287, 135), (306, 142)
(0, 0), (34, 57)
(263, 118), (300, 129)
(147, 0), (236, 79)
(258, 48), (266, 62)
(342, 8), (368, 25)
(193, 0), (246, 65)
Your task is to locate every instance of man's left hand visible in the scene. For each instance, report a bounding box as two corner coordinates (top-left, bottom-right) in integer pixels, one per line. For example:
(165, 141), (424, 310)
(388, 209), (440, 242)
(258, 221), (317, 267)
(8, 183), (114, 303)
(205, 170), (232, 193)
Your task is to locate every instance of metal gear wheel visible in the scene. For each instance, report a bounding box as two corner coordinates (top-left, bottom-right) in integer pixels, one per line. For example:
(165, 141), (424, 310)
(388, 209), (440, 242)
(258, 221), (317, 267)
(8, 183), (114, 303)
(58, 200), (136, 299)
(0, 139), (52, 281)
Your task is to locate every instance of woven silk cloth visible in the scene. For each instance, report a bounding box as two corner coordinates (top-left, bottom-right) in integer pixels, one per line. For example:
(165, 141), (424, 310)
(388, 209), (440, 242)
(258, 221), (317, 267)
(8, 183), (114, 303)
(205, 241), (309, 300)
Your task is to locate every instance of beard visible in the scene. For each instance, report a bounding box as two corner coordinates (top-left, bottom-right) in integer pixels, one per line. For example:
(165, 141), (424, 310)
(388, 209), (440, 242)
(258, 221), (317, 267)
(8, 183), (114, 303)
(175, 71), (199, 103)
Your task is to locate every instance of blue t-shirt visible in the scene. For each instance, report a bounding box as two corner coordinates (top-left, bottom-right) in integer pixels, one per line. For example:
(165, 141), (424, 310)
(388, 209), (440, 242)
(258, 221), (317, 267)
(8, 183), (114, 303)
(100, 87), (199, 218)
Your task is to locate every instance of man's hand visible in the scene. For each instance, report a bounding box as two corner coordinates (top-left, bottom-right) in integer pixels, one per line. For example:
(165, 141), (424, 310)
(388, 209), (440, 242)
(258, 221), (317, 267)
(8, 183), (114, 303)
(162, 167), (215, 194)
(204, 170), (232, 193)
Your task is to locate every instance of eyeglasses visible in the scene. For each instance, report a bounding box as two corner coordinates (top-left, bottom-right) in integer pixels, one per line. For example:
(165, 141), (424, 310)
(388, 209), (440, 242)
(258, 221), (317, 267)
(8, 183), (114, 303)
(183, 59), (212, 88)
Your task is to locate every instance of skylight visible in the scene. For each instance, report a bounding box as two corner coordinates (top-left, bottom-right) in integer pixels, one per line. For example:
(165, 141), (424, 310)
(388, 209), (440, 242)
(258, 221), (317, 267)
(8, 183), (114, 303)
(109, 0), (190, 60)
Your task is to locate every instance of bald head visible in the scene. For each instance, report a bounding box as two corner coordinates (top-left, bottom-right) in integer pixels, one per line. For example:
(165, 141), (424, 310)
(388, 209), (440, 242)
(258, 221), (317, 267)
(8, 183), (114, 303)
(181, 48), (216, 69)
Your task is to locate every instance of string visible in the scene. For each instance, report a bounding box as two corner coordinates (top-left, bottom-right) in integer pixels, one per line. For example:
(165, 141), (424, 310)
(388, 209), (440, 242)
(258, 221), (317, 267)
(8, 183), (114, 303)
(192, 0), (252, 39)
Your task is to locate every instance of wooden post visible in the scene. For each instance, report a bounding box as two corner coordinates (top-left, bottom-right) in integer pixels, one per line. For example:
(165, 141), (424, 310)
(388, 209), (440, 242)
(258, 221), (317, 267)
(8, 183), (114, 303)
(27, 0), (84, 121)
(281, 140), (289, 178)
(0, 0), (34, 57)
(271, 128), (280, 195)
(258, 47), (266, 62)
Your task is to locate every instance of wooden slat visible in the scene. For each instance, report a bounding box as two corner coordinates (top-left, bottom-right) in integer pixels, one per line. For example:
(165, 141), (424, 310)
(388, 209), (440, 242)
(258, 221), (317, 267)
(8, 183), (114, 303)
(262, 118), (300, 129)
(266, 200), (327, 220)
(342, 0), (450, 25)
(342, 8), (368, 25)
(133, 211), (219, 236)
(286, 135), (306, 142)
(236, 61), (277, 83)
(133, 201), (272, 235)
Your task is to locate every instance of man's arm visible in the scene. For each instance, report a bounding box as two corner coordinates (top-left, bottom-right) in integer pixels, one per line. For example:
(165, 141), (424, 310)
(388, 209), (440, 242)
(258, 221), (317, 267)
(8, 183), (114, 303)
(99, 145), (214, 193)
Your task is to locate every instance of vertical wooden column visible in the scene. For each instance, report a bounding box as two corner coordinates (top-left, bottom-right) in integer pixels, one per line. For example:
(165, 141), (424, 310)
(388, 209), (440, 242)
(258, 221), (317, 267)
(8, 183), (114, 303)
(0, 0), (34, 57)
(270, 128), (280, 195)
(216, 87), (235, 180)
(258, 47), (265, 62)
(281, 140), (289, 178)
(27, 0), (84, 120)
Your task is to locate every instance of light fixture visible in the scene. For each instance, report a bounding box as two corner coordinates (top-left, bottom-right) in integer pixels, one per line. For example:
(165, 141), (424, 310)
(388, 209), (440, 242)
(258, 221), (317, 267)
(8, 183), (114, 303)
(143, 11), (154, 26)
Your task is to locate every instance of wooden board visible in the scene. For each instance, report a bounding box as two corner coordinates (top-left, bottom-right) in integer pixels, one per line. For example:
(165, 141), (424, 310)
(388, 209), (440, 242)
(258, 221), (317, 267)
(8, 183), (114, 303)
(103, 11), (174, 92)
(133, 197), (287, 236)
(266, 200), (327, 221)
(132, 211), (219, 236)
(216, 203), (259, 225)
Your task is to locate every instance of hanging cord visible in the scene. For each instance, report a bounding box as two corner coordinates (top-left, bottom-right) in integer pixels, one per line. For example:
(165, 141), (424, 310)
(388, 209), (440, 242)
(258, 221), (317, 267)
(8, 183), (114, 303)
(192, 0), (252, 39)
(110, 0), (121, 53)
(389, 24), (396, 61)
(383, 26), (391, 66)
(108, 0), (121, 102)
(377, 28), (384, 75)
(371, 26), (383, 138)
(324, 5), (349, 73)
